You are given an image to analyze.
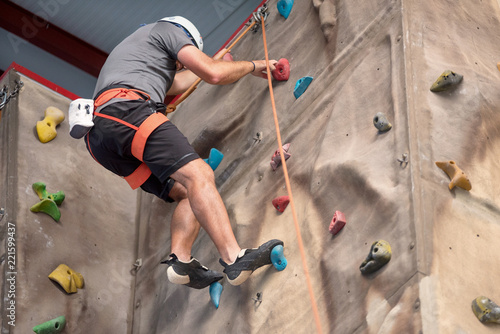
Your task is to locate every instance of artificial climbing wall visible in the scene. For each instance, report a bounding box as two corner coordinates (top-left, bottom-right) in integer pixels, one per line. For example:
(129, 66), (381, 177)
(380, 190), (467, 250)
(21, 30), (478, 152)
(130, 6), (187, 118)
(404, 0), (500, 332)
(0, 70), (138, 333)
(132, 0), (500, 333)
(2, 0), (499, 332)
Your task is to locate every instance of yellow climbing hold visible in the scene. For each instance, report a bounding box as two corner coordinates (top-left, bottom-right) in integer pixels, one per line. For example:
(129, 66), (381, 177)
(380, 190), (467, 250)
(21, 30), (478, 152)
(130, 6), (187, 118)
(36, 107), (65, 143)
(48, 264), (84, 294)
(435, 160), (472, 191)
(430, 70), (463, 92)
(497, 62), (500, 72)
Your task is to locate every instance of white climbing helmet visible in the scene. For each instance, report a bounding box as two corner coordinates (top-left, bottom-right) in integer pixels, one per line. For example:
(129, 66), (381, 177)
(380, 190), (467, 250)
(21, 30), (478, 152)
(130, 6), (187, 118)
(159, 16), (203, 52)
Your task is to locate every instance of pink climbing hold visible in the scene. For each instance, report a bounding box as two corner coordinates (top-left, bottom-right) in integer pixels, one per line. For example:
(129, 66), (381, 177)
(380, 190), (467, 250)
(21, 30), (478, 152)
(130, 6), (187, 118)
(271, 143), (291, 171)
(329, 211), (346, 235)
(272, 58), (290, 81)
(272, 196), (290, 213)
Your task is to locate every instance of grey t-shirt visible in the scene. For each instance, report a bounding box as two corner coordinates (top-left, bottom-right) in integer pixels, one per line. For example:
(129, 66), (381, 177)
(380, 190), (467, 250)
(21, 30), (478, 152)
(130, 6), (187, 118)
(93, 21), (194, 103)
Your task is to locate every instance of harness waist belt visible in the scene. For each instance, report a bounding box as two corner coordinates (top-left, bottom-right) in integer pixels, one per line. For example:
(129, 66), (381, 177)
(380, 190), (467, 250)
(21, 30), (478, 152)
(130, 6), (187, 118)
(94, 87), (149, 108)
(91, 87), (169, 190)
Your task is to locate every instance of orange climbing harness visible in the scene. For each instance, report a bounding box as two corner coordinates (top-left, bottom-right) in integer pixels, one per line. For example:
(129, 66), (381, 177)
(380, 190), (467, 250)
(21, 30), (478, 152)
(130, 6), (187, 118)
(260, 15), (323, 334)
(89, 87), (169, 189)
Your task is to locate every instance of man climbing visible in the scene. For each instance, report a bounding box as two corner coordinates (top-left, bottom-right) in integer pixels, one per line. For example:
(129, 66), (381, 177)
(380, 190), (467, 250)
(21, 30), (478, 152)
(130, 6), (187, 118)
(85, 16), (283, 289)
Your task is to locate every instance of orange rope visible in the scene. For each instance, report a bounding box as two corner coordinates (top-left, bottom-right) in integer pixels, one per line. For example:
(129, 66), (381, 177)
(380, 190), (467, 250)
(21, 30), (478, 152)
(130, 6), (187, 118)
(260, 15), (323, 334)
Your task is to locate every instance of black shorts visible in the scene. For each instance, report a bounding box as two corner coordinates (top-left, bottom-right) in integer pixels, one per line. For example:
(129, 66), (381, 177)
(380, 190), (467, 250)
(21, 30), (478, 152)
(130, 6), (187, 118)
(85, 99), (200, 202)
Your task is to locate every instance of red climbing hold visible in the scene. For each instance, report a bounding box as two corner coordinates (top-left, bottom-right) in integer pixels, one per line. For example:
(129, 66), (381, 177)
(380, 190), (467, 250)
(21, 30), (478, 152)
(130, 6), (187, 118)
(272, 58), (290, 81)
(271, 143), (291, 171)
(272, 196), (290, 213)
(329, 211), (346, 235)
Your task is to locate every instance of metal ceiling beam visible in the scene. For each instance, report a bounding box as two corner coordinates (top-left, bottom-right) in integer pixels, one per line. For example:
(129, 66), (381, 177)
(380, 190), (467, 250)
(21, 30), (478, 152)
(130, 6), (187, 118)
(0, 0), (107, 77)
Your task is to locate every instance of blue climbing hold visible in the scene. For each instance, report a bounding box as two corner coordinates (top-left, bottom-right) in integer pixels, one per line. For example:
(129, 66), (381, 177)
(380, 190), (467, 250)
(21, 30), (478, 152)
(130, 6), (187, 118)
(270, 245), (287, 271)
(293, 76), (313, 99)
(209, 282), (223, 309)
(203, 148), (224, 171)
(277, 0), (294, 19)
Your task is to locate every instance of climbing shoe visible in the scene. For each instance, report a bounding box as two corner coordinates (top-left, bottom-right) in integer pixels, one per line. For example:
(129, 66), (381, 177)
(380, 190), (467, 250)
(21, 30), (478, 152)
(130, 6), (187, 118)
(161, 254), (223, 289)
(219, 239), (284, 286)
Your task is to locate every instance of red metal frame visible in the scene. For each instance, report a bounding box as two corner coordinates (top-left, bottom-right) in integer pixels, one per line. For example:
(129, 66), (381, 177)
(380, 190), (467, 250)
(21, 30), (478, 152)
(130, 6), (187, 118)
(0, 0), (107, 78)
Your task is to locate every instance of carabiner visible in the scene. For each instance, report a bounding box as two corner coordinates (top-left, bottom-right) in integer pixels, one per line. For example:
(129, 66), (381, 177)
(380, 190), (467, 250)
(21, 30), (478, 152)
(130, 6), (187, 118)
(0, 86), (8, 110)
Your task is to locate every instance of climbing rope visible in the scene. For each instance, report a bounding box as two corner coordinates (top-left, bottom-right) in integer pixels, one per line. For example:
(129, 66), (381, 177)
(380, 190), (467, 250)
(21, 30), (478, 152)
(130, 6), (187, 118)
(260, 14), (323, 334)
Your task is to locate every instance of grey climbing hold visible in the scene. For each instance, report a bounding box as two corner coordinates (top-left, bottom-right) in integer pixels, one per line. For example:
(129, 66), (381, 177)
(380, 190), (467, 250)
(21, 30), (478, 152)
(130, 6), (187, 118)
(373, 112), (392, 132)
(252, 291), (263, 308)
(397, 153), (409, 168)
(472, 296), (500, 324)
(359, 240), (392, 275)
(430, 70), (463, 92)
(253, 132), (263, 144)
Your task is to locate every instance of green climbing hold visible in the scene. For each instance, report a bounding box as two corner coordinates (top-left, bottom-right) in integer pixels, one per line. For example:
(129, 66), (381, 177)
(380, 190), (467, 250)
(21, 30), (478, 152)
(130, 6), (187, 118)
(472, 296), (500, 324)
(30, 199), (61, 221)
(33, 315), (66, 333)
(359, 240), (392, 275)
(430, 70), (463, 92)
(32, 182), (65, 205)
(30, 182), (65, 221)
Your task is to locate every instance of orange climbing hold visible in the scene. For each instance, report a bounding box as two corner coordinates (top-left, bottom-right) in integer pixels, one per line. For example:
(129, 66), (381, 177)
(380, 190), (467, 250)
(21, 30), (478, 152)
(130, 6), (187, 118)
(435, 160), (472, 191)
